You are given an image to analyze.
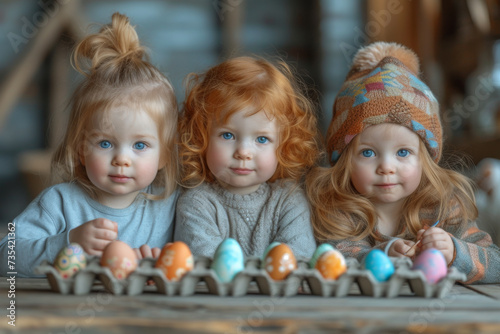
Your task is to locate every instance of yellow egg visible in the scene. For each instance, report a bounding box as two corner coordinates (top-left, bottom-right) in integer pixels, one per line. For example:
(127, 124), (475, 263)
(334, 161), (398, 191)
(155, 241), (194, 281)
(53, 243), (87, 279)
(100, 241), (138, 279)
(315, 250), (347, 280)
(264, 244), (297, 280)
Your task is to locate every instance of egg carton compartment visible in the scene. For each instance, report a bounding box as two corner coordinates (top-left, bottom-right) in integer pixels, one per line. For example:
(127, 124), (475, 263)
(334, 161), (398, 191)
(198, 256), (257, 297)
(245, 259), (307, 297)
(59, 256), (152, 296)
(141, 256), (213, 296)
(403, 266), (466, 298)
(355, 257), (466, 298)
(35, 256), (99, 295)
(355, 257), (413, 298)
(304, 258), (360, 297)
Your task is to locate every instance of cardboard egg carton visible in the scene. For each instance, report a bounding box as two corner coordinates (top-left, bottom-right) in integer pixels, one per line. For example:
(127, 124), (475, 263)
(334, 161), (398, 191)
(302, 258), (360, 297)
(352, 257), (467, 298)
(35, 256), (99, 295)
(36, 254), (466, 298)
(353, 257), (412, 298)
(36, 255), (155, 295)
(148, 256), (306, 297)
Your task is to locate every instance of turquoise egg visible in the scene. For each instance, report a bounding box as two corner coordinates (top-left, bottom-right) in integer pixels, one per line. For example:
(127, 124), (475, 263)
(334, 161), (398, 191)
(363, 249), (395, 282)
(211, 238), (245, 283)
(309, 243), (335, 268)
(261, 241), (281, 268)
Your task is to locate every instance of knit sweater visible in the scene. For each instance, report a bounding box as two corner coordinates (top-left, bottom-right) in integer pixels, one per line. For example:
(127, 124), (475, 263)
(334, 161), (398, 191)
(0, 182), (179, 277)
(328, 206), (500, 284)
(174, 181), (316, 260)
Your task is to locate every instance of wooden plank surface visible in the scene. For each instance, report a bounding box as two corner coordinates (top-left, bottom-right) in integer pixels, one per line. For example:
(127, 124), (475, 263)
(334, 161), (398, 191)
(1, 278), (499, 333)
(461, 283), (500, 300)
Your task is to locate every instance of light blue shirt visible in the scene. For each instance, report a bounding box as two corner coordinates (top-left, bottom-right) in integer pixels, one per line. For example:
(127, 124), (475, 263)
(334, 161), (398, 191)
(0, 182), (179, 277)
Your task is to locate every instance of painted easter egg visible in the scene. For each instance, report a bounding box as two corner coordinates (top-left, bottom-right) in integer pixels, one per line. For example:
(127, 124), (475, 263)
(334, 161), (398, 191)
(53, 243), (87, 279)
(363, 249), (395, 282)
(412, 248), (448, 284)
(309, 243), (335, 268)
(100, 240), (138, 279)
(260, 241), (281, 268)
(264, 243), (297, 280)
(210, 238), (245, 283)
(315, 249), (347, 280)
(155, 241), (194, 281)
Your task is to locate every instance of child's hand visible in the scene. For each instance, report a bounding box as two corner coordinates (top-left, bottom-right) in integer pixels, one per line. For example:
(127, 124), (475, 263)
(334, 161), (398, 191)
(134, 244), (161, 260)
(388, 239), (416, 257)
(134, 245), (161, 286)
(69, 218), (118, 256)
(416, 227), (454, 264)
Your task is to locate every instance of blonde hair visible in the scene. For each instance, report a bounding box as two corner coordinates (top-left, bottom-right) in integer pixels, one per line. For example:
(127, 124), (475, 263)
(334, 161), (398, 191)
(179, 56), (321, 187)
(51, 13), (178, 199)
(306, 136), (478, 242)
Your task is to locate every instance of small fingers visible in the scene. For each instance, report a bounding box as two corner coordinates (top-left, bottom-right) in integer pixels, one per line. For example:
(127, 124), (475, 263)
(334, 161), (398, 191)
(87, 238), (113, 255)
(94, 227), (118, 241)
(139, 244), (154, 259)
(151, 247), (161, 258)
(133, 248), (143, 260)
(85, 248), (103, 257)
(421, 239), (451, 251)
(94, 218), (118, 233)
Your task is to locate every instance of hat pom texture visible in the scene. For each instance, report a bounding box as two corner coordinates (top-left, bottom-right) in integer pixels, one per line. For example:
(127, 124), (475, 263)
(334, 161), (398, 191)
(351, 42), (420, 75)
(327, 42), (442, 163)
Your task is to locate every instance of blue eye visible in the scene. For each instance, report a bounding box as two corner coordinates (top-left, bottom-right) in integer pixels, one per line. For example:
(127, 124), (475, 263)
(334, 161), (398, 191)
(222, 132), (234, 140)
(134, 142), (146, 150)
(397, 149), (409, 157)
(257, 136), (269, 144)
(362, 149), (374, 157)
(99, 140), (111, 149)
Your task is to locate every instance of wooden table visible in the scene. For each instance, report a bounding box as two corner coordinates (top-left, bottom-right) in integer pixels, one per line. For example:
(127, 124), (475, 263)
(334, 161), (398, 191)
(1, 278), (499, 333)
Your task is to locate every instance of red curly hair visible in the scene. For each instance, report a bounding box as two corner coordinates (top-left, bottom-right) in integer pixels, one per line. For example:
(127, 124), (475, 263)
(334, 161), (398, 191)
(179, 56), (321, 187)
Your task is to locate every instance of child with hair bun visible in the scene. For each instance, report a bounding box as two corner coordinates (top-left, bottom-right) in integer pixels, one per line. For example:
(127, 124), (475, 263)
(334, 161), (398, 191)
(0, 13), (180, 277)
(174, 56), (320, 259)
(306, 42), (500, 283)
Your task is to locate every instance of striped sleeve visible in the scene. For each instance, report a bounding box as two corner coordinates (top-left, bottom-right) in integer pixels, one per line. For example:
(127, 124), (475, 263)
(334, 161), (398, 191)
(447, 219), (500, 284)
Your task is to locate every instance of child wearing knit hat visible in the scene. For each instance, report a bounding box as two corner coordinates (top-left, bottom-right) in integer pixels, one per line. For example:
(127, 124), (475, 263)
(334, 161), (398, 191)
(306, 42), (500, 284)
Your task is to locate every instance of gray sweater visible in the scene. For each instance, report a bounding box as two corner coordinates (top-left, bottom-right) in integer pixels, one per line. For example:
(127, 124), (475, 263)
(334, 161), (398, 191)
(174, 181), (316, 260)
(0, 182), (179, 277)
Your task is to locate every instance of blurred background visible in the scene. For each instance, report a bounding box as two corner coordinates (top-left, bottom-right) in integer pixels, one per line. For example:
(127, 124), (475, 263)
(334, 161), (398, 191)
(1, 0), (500, 244)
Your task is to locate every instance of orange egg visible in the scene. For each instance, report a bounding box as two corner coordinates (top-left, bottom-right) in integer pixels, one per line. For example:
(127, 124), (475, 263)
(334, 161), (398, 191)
(264, 244), (297, 280)
(155, 241), (194, 281)
(315, 250), (347, 280)
(100, 240), (138, 279)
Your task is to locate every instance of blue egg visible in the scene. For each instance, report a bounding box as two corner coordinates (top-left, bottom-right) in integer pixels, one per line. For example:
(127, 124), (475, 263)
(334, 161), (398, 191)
(363, 249), (395, 282)
(309, 243), (335, 268)
(211, 238), (245, 283)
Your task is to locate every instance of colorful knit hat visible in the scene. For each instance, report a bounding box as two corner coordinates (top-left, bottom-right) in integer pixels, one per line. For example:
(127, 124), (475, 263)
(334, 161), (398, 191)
(327, 42), (442, 163)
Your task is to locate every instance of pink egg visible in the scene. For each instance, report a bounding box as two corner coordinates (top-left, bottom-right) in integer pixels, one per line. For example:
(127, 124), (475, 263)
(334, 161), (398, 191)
(412, 248), (447, 284)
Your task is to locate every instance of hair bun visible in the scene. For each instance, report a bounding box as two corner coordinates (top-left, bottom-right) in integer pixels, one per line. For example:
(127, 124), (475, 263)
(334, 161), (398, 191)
(350, 42), (420, 75)
(73, 12), (146, 76)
